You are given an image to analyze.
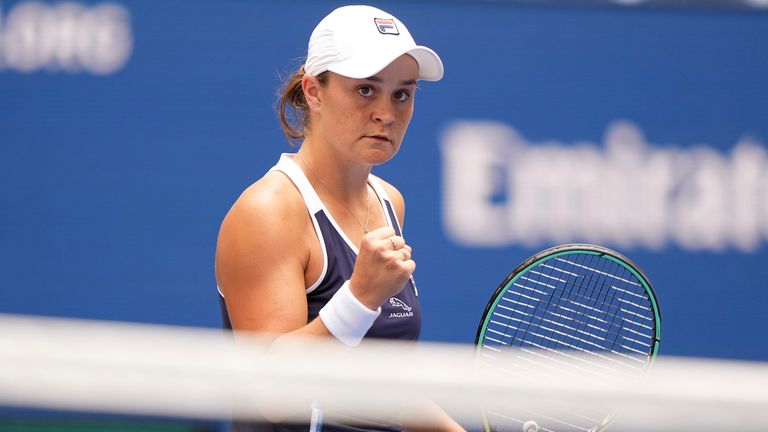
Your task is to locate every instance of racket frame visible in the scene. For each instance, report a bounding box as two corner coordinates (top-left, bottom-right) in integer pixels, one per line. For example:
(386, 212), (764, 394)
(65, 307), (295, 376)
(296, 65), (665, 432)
(474, 243), (662, 432)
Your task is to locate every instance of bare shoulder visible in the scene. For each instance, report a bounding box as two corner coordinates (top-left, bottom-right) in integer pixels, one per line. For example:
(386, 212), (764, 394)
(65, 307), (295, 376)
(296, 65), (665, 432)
(221, 171), (306, 242)
(215, 170), (309, 291)
(371, 174), (405, 223)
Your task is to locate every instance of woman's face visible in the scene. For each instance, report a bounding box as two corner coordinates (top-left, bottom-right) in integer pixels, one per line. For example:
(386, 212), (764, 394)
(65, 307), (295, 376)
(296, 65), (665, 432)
(312, 54), (419, 166)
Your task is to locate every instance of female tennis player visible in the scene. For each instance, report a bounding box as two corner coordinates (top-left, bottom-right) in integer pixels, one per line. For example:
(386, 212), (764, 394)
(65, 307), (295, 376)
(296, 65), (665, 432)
(215, 5), (462, 432)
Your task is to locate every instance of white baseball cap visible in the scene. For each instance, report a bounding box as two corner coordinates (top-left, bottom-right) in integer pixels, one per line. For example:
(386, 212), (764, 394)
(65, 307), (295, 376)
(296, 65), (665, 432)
(304, 5), (444, 82)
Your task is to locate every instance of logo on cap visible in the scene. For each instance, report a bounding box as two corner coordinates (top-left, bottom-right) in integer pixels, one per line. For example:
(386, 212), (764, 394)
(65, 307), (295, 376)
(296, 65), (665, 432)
(374, 18), (399, 35)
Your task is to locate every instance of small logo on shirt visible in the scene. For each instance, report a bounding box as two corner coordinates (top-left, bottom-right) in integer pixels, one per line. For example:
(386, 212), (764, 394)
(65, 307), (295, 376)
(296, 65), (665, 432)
(389, 298), (412, 311)
(388, 297), (413, 318)
(374, 18), (399, 35)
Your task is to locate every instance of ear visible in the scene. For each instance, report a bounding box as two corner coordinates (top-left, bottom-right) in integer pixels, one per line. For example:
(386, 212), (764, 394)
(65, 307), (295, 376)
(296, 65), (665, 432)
(301, 74), (322, 110)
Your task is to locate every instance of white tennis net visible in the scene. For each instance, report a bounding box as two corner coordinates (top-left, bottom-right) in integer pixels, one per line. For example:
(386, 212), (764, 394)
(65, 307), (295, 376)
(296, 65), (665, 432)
(0, 313), (766, 431)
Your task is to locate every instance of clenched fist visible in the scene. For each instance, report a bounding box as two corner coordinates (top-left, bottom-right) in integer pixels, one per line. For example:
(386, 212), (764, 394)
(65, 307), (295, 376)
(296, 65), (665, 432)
(349, 226), (415, 310)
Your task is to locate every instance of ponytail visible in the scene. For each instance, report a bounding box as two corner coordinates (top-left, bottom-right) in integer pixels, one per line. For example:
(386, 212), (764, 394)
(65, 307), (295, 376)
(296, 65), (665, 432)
(277, 65), (327, 145)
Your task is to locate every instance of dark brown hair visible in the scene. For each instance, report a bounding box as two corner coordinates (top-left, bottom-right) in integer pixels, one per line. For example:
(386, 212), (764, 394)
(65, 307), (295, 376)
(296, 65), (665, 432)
(277, 65), (328, 145)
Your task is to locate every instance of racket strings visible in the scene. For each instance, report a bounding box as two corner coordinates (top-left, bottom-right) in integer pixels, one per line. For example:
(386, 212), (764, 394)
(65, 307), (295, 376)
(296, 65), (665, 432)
(561, 256), (633, 351)
(479, 251), (659, 432)
(495, 253), (655, 360)
(577, 257), (656, 356)
(481, 253), (655, 431)
(489, 290), (650, 365)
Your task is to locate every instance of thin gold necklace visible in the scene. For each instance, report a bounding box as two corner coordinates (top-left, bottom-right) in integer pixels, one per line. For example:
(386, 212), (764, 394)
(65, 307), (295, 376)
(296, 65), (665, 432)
(297, 153), (371, 234)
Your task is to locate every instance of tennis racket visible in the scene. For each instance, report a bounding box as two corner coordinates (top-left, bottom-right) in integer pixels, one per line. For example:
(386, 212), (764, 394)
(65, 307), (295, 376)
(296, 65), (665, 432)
(475, 244), (661, 432)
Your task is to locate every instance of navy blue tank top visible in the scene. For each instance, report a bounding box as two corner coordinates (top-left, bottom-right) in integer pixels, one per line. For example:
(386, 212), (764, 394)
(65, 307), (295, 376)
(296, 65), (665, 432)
(218, 154), (422, 431)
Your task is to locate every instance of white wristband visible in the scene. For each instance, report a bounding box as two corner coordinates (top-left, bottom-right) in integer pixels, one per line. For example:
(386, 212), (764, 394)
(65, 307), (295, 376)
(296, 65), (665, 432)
(319, 280), (381, 347)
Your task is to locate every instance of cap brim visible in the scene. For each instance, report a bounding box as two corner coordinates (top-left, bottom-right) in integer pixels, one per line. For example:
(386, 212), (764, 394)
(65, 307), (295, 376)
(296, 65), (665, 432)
(328, 45), (444, 82)
(407, 46), (444, 81)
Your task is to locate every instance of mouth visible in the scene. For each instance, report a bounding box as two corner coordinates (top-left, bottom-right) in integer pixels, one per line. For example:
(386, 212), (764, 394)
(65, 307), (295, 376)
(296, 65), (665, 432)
(365, 134), (392, 143)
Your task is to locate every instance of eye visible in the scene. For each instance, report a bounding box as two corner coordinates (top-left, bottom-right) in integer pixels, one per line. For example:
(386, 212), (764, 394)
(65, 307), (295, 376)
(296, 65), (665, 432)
(357, 86), (374, 97)
(394, 90), (411, 103)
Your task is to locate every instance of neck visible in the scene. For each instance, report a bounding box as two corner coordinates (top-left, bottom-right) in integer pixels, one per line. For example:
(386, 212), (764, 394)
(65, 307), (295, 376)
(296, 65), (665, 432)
(295, 147), (374, 234)
(296, 140), (371, 201)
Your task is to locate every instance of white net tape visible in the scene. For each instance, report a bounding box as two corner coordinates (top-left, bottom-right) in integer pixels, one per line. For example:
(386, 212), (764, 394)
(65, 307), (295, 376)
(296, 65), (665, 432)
(1, 314), (767, 431)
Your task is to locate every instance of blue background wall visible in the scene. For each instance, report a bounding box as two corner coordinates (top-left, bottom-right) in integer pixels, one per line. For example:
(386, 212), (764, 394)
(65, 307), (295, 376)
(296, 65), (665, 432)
(2, 0), (767, 365)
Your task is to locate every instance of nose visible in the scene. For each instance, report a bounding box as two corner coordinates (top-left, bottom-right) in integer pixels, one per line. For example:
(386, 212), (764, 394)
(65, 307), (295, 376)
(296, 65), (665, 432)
(372, 99), (396, 126)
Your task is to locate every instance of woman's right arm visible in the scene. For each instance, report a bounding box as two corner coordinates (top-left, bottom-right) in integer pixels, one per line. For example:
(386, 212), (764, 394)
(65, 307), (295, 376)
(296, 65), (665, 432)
(215, 174), (330, 339)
